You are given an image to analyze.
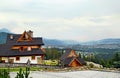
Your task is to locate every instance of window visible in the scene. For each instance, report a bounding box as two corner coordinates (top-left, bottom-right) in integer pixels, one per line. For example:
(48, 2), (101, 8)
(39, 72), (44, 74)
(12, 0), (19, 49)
(16, 56), (20, 61)
(20, 47), (24, 52)
(10, 35), (13, 39)
(31, 56), (35, 60)
(27, 46), (31, 51)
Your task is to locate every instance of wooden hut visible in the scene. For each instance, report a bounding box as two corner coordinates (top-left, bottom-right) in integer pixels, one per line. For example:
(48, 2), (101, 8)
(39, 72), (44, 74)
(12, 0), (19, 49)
(60, 49), (86, 67)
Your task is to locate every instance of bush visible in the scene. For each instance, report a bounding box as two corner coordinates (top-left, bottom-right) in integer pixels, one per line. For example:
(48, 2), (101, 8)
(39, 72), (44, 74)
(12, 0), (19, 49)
(89, 63), (94, 68)
(0, 69), (10, 78)
(15, 67), (30, 78)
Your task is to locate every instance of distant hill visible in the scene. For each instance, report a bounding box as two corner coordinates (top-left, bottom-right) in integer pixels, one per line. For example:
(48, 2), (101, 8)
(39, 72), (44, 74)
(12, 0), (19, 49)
(43, 38), (65, 46)
(81, 38), (120, 45)
(0, 28), (79, 45)
(43, 38), (79, 46)
(0, 28), (11, 44)
(0, 28), (120, 46)
(0, 28), (11, 33)
(0, 32), (8, 44)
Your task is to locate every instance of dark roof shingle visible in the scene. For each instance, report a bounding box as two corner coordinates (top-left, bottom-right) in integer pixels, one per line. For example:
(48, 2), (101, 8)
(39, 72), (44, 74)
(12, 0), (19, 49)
(60, 49), (86, 66)
(0, 33), (45, 57)
(60, 49), (72, 60)
(0, 44), (45, 57)
(6, 34), (44, 46)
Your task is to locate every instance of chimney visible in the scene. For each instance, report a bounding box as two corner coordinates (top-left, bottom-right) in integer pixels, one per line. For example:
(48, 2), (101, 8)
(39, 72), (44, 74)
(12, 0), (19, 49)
(27, 30), (33, 37)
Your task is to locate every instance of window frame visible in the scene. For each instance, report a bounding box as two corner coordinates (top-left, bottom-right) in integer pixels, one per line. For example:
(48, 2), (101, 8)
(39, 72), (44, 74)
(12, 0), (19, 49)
(16, 56), (20, 61)
(31, 56), (35, 60)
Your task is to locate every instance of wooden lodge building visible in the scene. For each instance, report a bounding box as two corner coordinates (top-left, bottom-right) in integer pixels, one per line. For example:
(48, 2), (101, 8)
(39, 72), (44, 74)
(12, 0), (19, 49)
(60, 49), (86, 67)
(0, 30), (45, 64)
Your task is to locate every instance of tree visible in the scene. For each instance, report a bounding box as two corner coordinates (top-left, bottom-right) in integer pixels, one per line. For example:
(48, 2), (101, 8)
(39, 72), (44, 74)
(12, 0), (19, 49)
(113, 52), (120, 61)
(79, 53), (81, 58)
(100, 59), (105, 67)
(112, 52), (120, 68)
(45, 48), (59, 60)
(0, 69), (10, 78)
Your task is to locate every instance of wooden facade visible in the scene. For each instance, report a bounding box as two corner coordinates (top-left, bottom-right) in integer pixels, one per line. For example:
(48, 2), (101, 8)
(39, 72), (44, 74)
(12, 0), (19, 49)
(60, 49), (86, 67)
(0, 30), (45, 64)
(67, 50), (78, 58)
(69, 58), (82, 67)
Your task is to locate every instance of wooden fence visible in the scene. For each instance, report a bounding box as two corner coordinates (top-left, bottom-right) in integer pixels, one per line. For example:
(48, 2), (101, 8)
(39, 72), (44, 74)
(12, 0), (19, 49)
(0, 63), (61, 69)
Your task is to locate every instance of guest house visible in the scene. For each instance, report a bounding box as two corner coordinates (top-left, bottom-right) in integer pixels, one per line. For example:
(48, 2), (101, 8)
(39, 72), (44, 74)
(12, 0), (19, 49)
(0, 30), (45, 64)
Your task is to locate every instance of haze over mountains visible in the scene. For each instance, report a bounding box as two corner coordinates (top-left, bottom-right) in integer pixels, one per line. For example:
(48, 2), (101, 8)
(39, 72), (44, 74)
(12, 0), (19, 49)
(0, 28), (11, 33)
(0, 28), (120, 46)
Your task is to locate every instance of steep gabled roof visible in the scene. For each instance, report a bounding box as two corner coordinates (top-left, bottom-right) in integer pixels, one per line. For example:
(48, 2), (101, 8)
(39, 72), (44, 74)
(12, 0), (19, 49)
(61, 57), (86, 66)
(62, 57), (74, 65)
(60, 49), (72, 60)
(17, 31), (33, 42)
(60, 49), (86, 67)
(6, 34), (44, 45)
(60, 49), (78, 60)
(0, 44), (9, 56)
(77, 57), (86, 65)
(0, 44), (45, 57)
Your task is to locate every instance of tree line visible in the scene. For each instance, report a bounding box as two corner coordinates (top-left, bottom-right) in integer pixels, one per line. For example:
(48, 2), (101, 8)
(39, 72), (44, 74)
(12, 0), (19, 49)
(82, 52), (120, 68)
(45, 48), (120, 68)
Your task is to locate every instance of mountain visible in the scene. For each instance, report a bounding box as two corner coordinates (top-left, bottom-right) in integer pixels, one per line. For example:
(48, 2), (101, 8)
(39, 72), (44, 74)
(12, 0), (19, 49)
(0, 28), (120, 46)
(81, 38), (120, 45)
(0, 28), (12, 44)
(43, 38), (65, 46)
(0, 32), (8, 44)
(43, 38), (79, 46)
(0, 28), (11, 33)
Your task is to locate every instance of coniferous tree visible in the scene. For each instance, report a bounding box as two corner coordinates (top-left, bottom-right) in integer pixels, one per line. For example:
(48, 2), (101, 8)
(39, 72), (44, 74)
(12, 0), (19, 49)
(79, 53), (81, 58)
(113, 52), (120, 61)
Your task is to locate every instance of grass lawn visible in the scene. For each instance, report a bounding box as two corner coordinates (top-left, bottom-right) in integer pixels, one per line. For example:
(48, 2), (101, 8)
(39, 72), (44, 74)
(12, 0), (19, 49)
(0, 66), (58, 72)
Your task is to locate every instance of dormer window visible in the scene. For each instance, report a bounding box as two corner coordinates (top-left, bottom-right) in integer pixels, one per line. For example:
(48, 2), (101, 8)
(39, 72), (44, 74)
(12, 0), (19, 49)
(17, 31), (33, 42)
(10, 35), (13, 39)
(25, 34), (28, 39)
(27, 46), (31, 51)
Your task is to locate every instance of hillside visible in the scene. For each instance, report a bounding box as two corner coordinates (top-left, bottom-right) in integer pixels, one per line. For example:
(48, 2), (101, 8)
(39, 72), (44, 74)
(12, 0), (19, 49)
(81, 39), (120, 45)
(0, 28), (11, 44)
(0, 28), (79, 45)
(0, 32), (8, 44)
(0, 28), (11, 33)
(0, 28), (120, 46)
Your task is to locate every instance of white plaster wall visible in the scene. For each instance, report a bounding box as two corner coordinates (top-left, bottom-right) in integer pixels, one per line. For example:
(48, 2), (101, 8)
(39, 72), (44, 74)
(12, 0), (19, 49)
(2, 57), (8, 62)
(9, 56), (41, 64)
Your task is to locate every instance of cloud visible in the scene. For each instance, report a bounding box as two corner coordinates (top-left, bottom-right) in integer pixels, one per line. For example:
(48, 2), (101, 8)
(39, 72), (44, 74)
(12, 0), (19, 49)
(0, 0), (120, 41)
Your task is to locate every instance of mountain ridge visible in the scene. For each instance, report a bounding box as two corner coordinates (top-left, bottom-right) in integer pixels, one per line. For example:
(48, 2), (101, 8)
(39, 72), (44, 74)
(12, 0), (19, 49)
(81, 38), (120, 45)
(0, 28), (11, 33)
(0, 28), (120, 45)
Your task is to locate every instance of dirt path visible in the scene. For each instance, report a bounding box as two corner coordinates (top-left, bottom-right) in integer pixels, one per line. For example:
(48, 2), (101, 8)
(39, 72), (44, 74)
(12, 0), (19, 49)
(10, 70), (120, 78)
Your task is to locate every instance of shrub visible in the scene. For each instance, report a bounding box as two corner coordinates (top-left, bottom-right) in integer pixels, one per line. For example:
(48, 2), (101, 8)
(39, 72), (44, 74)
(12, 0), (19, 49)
(15, 67), (30, 78)
(89, 63), (94, 68)
(0, 69), (10, 78)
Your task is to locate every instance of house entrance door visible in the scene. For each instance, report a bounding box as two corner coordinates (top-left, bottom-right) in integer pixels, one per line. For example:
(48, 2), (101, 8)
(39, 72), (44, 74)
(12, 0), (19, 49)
(9, 59), (14, 63)
(37, 57), (42, 64)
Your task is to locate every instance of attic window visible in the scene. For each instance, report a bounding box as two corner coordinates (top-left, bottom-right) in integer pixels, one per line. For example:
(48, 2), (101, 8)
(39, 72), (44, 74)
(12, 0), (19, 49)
(25, 34), (28, 39)
(20, 47), (24, 52)
(10, 35), (13, 39)
(27, 46), (31, 51)
(16, 56), (20, 61)
(31, 56), (35, 60)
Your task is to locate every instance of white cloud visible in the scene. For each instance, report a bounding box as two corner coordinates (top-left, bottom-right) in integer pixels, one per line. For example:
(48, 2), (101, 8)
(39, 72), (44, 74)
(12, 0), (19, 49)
(0, 0), (120, 41)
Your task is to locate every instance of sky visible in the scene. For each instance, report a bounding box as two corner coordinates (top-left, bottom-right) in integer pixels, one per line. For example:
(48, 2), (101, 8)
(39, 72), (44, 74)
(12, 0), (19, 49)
(0, 0), (120, 42)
